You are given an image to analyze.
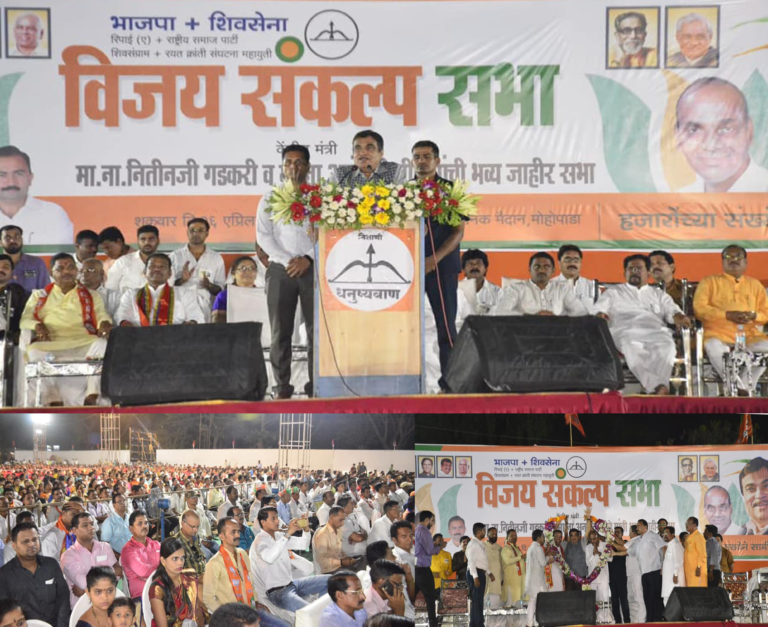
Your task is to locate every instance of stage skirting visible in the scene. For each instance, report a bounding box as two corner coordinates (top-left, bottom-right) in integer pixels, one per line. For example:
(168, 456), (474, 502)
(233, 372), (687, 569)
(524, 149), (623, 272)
(8, 392), (768, 414)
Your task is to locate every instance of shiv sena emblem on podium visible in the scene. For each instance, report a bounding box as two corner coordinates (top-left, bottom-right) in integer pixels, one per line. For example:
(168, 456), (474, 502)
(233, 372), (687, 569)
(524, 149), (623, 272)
(324, 228), (414, 312)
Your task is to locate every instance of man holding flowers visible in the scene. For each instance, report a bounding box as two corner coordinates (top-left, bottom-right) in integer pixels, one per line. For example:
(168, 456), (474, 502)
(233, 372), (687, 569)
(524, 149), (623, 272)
(256, 144), (315, 399)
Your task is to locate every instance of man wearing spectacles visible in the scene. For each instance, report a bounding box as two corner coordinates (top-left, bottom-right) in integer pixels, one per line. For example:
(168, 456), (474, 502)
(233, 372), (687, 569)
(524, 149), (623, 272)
(668, 13), (718, 68)
(78, 257), (120, 319)
(693, 245), (768, 392)
(320, 570), (367, 627)
(609, 12), (658, 68)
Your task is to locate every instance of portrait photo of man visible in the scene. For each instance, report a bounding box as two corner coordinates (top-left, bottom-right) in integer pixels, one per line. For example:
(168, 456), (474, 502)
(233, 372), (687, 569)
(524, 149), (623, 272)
(607, 7), (659, 69)
(679, 455), (697, 482)
(418, 455), (436, 478)
(456, 456), (472, 478)
(703, 485), (745, 535)
(438, 457), (454, 478)
(666, 8), (719, 68)
(739, 457), (768, 535)
(675, 77), (768, 193)
(701, 456), (720, 482)
(5, 9), (51, 58)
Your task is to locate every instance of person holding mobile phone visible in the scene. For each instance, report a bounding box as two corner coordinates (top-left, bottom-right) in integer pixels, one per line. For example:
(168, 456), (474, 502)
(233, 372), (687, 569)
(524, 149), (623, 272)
(364, 559), (406, 618)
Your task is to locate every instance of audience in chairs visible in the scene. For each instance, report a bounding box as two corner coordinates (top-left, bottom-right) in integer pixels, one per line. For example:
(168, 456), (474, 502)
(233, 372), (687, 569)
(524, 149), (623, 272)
(148, 537), (206, 627)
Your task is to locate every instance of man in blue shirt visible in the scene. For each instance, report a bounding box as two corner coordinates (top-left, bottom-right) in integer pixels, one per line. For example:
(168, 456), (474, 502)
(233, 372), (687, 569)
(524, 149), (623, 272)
(100, 493), (132, 555)
(320, 570), (367, 627)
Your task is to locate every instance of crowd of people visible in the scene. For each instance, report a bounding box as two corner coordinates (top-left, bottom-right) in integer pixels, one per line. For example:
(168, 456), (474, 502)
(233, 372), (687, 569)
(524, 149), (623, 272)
(445, 507), (736, 627)
(0, 460), (421, 626)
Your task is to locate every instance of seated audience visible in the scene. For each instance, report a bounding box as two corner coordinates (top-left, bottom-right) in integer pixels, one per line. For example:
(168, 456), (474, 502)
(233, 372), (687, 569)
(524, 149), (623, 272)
(314, 506), (357, 575)
(456, 249), (500, 326)
(209, 602), (261, 627)
(364, 559), (406, 618)
(107, 597), (139, 627)
(120, 511), (160, 602)
(320, 570), (368, 627)
(649, 249), (690, 312)
(148, 537), (206, 627)
(0, 521), (70, 626)
(76, 566), (118, 627)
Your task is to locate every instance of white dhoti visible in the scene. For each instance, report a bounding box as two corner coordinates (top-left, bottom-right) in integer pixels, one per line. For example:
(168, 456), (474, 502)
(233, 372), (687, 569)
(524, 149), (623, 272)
(26, 338), (107, 405)
(613, 328), (675, 393)
(705, 338), (768, 389)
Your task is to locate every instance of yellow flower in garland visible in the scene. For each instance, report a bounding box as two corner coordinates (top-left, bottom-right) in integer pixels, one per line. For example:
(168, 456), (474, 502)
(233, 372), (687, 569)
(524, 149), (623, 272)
(375, 186), (390, 198)
(360, 196), (375, 210)
(377, 198), (391, 210)
(374, 212), (390, 225)
(361, 184), (374, 197)
(357, 205), (371, 216)
(360, 213), (374, 225)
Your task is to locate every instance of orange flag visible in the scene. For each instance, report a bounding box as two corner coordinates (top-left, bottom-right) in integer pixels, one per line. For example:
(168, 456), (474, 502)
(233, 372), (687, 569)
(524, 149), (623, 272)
(564, 413), (585, 437)
(737, 414), (753, 443)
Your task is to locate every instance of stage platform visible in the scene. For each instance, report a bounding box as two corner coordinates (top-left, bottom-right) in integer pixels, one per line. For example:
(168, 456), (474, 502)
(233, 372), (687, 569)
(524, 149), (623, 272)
(6, 391), (768, 413)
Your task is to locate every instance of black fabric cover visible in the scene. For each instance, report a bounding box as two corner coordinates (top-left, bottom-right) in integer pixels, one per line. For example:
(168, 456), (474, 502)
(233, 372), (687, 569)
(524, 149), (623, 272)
(102, 322), (267, 404)
(663, 586), (734, 621)
(444, 315), (623, 393)
(536, 590), (597, 627)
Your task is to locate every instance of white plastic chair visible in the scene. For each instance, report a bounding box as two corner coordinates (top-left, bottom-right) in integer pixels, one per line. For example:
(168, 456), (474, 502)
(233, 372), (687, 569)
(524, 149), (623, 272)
(27, 621), (53, 627)
(294, 593), (332, 627)
(141, 570), (157, 627)
(69, 587), (126, 627)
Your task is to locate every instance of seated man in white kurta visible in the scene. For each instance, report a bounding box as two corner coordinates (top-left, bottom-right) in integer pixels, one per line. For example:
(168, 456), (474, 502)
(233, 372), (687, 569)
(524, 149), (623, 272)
(116, 253), (205, 326)
(551, 244), (599, 314)
(20, 252), (111, 405)
(595, 254), (690, 395)
(456, 248), (501, 329)
(491, 252), (588, 317)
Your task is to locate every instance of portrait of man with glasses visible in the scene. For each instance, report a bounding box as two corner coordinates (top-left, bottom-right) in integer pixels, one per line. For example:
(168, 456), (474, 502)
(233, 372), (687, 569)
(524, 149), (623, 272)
(607, 8), (659, 69)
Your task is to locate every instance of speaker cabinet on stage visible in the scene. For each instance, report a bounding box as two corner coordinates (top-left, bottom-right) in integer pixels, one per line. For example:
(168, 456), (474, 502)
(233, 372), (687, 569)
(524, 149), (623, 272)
(444, 315), (623, 393)
(536, 590), (596, 627)
(663, 586), (734, 622)
(102, 322), (268, 405)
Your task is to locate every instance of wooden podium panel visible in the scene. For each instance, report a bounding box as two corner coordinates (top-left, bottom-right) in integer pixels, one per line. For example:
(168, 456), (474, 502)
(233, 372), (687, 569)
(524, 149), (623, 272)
(315, 224), (423, 397)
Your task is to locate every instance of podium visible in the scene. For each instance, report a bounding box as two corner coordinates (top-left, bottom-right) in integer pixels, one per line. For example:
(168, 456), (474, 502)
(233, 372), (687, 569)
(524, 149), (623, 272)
(314, 223), (424, 397)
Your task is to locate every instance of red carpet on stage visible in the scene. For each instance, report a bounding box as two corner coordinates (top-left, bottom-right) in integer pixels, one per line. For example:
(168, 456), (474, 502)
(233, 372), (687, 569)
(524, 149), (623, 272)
(8, 392), (768, 414)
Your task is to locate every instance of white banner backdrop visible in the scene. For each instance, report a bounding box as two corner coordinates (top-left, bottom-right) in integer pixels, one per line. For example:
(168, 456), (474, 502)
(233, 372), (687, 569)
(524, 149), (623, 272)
(415, 445), (768, 559)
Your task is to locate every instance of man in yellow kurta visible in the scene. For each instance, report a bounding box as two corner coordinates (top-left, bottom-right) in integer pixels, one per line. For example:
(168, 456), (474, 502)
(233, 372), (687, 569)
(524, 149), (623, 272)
(694, 245), (768, 392)
(501, 529), (526, 606)
(20, 252), (111, 405)
(683, 517), (707, 587)
(430, 532), (454, 590)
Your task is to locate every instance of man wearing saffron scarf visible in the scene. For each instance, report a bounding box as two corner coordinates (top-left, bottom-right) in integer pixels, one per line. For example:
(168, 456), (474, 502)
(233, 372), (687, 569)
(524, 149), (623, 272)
(203, 517), (288, 626)
(116, 252), (204, 326)
(39, 499), (82, 562)
(20, 252), (111, 405)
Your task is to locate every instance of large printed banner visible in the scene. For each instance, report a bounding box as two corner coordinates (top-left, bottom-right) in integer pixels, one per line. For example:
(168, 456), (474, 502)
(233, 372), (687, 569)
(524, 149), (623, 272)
(2, 0), (768, 249)
(414, 445), (768, 560)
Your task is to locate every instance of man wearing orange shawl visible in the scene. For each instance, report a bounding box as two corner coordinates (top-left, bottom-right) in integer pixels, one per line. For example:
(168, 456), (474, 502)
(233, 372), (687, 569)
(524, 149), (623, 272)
(20, 253), (111, 405)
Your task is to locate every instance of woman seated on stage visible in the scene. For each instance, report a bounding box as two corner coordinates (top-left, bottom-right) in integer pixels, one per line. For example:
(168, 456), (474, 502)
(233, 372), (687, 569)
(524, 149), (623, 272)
(212, 256), (262, 323)
(149, 538), (206, 627)
(76, 566), (119, 627)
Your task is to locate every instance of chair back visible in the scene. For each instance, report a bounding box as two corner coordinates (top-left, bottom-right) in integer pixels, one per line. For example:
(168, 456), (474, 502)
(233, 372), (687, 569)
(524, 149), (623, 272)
(295, 593), (332, 627)
(141, 570), (157, 627)
(27, 620), (54, 627)
(69, 587), (126, 627)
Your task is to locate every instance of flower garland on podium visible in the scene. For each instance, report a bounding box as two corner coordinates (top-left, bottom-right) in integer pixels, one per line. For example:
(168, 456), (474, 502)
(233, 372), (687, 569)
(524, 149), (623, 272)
(267, 178), (478, 228)
(543, 512), (614, 590)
